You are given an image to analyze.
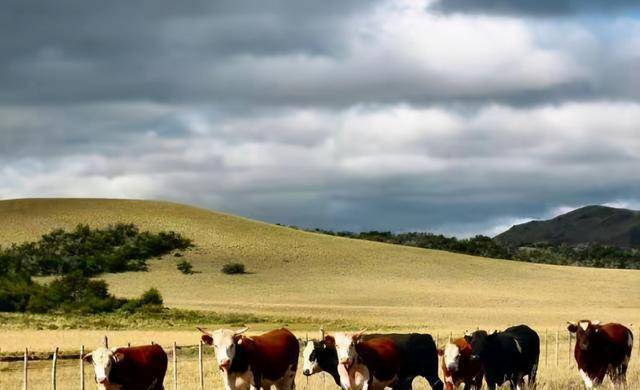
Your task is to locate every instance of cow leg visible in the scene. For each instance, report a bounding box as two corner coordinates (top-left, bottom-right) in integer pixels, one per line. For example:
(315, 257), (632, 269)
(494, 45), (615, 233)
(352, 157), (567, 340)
(609, 363), (628, 390)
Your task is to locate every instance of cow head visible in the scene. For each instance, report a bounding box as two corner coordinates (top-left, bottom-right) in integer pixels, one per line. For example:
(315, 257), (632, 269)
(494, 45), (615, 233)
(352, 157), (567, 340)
(468, 330), (494, 360)
(303, 337), (336, 376)
(334, 329), (366, 368)
(439, 342), (463, 373)
(83, 347), (124, 386)
(198, 326), (248, 371)
(567, 320), (601, 350)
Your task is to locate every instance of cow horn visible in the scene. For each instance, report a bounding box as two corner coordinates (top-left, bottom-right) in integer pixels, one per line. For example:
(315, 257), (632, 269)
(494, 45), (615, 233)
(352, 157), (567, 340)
(591, 320), (600, 326)
(196, 327), (212, 335)
(235, 327), (249, 335)
(320, 326), (325, 340)
(354, 328), (368, 337)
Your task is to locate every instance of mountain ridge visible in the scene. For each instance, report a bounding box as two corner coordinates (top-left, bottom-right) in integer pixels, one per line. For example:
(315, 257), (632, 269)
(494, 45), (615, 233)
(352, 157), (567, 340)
(495, 205), (640, 247)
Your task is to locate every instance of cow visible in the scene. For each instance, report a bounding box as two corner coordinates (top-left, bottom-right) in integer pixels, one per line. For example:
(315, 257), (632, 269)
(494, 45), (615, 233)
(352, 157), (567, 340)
(567, 320), (633, 389)
(331, 329), (444, 390)
(468, 325), (539, 390)
(302, 333), (342, 387)
(198, 326), (299, 390)
(83, 344), (167, 390)
(437, 337), (483, 390)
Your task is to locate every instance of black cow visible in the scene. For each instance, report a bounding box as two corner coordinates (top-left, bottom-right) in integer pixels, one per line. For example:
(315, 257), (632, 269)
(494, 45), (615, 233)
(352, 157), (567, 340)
(302, 332), (443, 390)
(468, 325), (539, 390)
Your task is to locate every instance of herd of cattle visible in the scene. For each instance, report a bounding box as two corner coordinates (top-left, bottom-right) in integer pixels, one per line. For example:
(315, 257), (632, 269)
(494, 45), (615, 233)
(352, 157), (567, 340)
(80, 320), (634, 390)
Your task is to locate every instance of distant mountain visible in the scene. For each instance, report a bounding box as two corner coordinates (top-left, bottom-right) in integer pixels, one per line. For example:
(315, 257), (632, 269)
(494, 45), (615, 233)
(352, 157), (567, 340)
(495, 205), (640, 248)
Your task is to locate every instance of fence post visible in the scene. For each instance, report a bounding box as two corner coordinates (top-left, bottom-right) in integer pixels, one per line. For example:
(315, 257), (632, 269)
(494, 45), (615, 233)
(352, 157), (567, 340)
(103, 336), (109, 348)
(173, 342), (178, 390)
(80, 345), (85, 390)
(435, 333), (439, 348)
(449, 331), (453, 342)
(568, 331), (572, 368)
(555, 329), (559, 368)
(544, 329), (548, 367)
(23, 348), (28, 390)
(198, 341), (204, 390)
(52, 347), (59, 390)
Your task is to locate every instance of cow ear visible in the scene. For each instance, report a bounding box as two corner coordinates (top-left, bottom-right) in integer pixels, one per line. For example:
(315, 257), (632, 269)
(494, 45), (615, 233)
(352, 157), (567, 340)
(82, 353), (93, 364)
(324, 335), (335, 348)
(201, 335), (213, 345)
(567, 322), (578, 333)
(437, 348), (444, 356)
(113, 351), (125, 362)
(233, 334), (244, 344)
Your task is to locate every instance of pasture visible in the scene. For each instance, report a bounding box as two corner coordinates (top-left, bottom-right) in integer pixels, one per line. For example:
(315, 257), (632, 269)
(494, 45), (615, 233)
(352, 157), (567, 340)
(0, 198), (639, 388)
(0, 330), (638, 389)
(0, 199), (639, 330)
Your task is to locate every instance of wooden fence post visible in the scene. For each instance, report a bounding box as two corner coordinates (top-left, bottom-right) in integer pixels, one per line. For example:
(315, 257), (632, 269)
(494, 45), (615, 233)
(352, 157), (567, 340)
(80, 345), (85, 390)
(555, 329), (559, 368)
(198, 341), (204, 390)
(173, 342), (178, 390)
(568, 331), (572, 368)
(544, 329), (548, 367)
(103, 336), (109, 348)
(23, 348), (28, 390)
(51, 347), (59, 390)
(449, 331), (453, 342)
(435, 333), (439, 348)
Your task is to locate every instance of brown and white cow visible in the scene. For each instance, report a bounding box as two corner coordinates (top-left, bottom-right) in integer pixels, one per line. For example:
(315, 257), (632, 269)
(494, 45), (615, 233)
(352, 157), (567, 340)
(198, 327), (299, 390)
(83, 344), (167, 390)
(438, 337), (483, 390)
(567, 320), (633, 389)
(333, 330), (443, 390)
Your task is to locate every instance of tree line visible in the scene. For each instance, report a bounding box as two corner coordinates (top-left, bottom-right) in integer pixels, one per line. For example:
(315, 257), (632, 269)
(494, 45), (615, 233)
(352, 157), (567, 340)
(308, 229), (640, 269)
(0, 224), (192, 313)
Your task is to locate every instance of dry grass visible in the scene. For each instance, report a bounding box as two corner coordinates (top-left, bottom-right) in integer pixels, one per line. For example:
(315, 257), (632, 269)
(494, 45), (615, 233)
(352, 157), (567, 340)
(1, 198), (637, 330)
(0, 340), (637, 389)
(0, 198), (639, 388)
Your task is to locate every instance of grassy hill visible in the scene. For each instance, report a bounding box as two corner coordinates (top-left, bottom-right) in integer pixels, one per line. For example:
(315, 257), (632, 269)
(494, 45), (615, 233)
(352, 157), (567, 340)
(1, 198), (639, 331)
(496, 205), (640, 247)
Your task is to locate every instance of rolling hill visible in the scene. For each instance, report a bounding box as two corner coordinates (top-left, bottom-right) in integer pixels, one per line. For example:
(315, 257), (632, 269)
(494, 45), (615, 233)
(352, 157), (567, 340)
(1, 198), (639, 330)
(495, 205), (640, 248)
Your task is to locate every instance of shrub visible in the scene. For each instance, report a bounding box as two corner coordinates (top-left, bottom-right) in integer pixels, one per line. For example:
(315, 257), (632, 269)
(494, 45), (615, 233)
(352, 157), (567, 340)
(222, 262), (246, 275)
(176, 260), (194, 275)
(120, 288), (164, 314)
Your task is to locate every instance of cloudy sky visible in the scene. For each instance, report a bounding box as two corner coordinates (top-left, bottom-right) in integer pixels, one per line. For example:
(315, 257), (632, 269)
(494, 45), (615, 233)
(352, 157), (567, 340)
(2, 0), (640, 236)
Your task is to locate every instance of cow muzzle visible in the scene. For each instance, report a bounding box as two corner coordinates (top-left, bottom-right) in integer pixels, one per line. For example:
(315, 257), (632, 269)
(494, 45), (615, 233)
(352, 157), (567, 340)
(303, 369), (312, 376)
(97, 376), (108, 384)
(218, 359), (231, 371)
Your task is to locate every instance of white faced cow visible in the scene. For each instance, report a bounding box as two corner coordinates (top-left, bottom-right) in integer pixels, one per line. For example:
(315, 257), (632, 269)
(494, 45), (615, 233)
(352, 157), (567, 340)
(83, 344), (167, 390)
(199, 327), (299, 390)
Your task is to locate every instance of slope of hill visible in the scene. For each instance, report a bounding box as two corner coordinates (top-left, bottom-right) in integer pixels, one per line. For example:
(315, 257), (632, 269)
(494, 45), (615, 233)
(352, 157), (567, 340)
(495, 205), (640, 248)
(1, 198), (639, 330)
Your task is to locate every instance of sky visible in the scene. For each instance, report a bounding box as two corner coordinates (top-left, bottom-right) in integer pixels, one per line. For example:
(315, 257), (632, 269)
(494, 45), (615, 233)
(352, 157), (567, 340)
(1, 0), (640, 236)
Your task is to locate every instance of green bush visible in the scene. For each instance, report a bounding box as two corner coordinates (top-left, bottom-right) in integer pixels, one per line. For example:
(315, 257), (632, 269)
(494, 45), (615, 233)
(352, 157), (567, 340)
(0, 224), (188, 314)
(176, 260), (194, 274)
(222, 262), (246, 275)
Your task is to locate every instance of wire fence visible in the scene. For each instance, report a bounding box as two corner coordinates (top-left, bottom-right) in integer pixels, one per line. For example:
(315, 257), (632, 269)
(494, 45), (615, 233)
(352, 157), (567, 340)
(0, 326), (637, 389)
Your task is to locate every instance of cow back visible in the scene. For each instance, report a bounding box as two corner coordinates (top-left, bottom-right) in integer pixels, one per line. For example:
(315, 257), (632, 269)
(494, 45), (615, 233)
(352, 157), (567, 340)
(243, 328), (299, 381)
(109, 344), (168, 389)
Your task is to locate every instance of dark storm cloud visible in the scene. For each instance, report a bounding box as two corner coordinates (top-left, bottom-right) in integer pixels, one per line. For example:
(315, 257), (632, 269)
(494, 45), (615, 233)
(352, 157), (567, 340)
(430, 0), (640, 16)
(0, 0), (375, 104)
(1, 0), (640, 236)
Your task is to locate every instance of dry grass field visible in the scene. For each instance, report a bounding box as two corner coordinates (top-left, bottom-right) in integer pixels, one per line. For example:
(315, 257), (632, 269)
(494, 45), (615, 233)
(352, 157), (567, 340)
(0, 337), (637, 389)
(1, 198), (638, 330)
(0, 198), (639, 388)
